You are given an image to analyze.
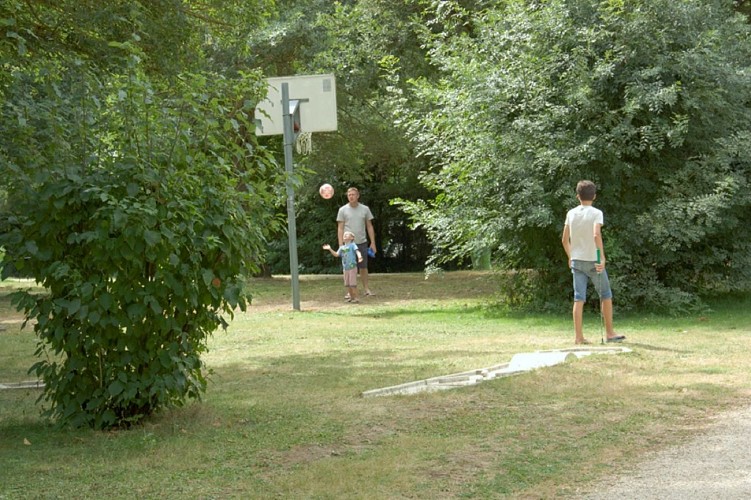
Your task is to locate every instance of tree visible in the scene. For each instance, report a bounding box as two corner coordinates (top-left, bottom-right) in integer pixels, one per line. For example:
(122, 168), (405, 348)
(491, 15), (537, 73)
(258, 0), (439, 273)
(0, 1), (282, 428)
(393, 0), (751, 310)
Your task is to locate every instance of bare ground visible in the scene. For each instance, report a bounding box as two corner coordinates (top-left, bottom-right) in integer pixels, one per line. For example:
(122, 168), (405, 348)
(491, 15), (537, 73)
(580, 404), (751, 499)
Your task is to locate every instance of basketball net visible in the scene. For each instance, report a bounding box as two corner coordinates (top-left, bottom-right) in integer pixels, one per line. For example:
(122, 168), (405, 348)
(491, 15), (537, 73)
(295, 132), (312, 155)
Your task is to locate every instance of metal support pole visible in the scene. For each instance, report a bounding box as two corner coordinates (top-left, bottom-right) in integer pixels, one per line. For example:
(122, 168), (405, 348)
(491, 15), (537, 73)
(282, 83), (301, 311)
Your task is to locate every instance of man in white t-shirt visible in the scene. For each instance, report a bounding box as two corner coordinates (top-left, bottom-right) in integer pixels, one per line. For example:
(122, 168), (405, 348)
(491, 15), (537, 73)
(561, 180), (625, 345)
(337, 187), (376, 296)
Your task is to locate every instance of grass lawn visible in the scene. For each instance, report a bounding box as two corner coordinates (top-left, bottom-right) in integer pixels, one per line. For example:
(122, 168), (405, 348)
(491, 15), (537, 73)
(1, 271), (751, 498)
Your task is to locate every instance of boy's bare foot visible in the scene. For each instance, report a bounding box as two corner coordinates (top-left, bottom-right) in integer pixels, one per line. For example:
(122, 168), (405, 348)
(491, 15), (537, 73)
(575, 338), (592, 345)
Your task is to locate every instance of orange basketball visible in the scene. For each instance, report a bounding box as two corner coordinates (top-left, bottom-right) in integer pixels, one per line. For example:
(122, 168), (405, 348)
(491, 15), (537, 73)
(319, 183), (334, 199)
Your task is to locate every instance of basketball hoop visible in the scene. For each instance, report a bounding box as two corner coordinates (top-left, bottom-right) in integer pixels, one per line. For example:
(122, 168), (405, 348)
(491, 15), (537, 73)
(295, 131), (312, 155)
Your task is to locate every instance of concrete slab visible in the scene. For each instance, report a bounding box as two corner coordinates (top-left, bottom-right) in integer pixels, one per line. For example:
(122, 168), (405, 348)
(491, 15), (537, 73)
(362, 347), (631, 398)
(0, 380), (45, 390)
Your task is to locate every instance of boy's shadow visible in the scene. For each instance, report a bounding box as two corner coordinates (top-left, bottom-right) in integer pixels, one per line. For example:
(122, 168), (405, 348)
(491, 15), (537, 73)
(622, 342), (692, 354)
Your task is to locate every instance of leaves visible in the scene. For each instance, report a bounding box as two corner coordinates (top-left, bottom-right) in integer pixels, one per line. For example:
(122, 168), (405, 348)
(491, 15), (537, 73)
(0, 2), (282, 429)
(393, 0), (751, 310)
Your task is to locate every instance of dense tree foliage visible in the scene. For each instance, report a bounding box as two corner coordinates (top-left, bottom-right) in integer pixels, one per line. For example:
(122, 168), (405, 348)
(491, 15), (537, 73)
(249, 0), (438, 273)
(0, 1), (282, 427)
(392, 0), (751, 310)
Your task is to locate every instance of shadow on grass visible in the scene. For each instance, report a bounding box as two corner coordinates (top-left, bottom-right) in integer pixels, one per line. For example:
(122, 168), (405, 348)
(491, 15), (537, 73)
(357, 304), (489, 319)
(623, 342), (693, 354)
(210, 348), (505, 384)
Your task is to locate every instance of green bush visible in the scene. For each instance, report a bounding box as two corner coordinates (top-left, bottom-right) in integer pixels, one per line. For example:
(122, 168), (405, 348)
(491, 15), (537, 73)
(0, 56), (281, 428)
(392, 0), (751, 311)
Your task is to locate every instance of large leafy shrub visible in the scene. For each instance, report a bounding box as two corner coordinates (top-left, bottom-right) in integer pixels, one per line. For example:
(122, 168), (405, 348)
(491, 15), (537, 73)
(0, 51), (282, 427)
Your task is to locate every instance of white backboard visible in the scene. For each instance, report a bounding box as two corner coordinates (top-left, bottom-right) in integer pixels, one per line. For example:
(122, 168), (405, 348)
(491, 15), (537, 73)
(255, 74), (338, 136)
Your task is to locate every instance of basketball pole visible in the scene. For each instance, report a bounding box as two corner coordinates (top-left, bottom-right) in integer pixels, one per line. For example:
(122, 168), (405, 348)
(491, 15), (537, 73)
(282, 82), (301, 311)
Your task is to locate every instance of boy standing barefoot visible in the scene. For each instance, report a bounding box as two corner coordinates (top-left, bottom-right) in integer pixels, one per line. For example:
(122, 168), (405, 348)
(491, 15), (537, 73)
(561, 180), (626, 345)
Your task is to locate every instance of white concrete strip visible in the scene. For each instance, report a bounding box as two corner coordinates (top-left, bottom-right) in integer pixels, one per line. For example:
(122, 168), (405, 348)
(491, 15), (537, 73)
(362, 347), (631, 398)
(0, 380), (45, 390)
(507, 351), (578, 371)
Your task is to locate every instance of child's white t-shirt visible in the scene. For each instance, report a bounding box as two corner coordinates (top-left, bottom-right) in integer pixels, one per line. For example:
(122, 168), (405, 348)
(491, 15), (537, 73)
(565, 205), (603, 261)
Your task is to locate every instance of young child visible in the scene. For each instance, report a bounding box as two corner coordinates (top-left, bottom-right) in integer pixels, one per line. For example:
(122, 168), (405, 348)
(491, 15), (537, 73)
(561, 180), (626, 345)
(323, 231), (363, 303)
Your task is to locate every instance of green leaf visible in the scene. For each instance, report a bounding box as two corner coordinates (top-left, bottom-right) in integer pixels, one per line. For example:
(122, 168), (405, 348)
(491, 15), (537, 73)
(57, 298), (81, 315)
(99, 293), (113, 311)
(126, 303), (146, 320)
(108, 380), (124, 397)
(24, 240), (39, 256)
(146, 296), (163, 315)
(202, 268), (214, 287)
(88, 311), (101, 325)
(144, 230), (161, 247)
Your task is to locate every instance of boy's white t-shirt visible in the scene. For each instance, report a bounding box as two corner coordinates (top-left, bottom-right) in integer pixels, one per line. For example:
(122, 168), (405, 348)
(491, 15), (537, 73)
(565, 205), (603, 261)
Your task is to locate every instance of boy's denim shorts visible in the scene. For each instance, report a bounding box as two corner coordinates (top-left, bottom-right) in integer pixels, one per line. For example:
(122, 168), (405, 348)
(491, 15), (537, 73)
(571, 260), (613, 302)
